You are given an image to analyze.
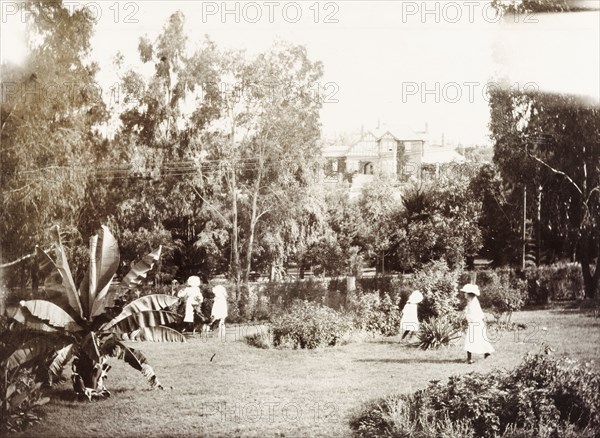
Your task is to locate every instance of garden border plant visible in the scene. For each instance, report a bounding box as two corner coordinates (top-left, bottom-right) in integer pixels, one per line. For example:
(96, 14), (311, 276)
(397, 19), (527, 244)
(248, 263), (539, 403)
(1, 225), (185, 404)
(350, 352), (600, 437)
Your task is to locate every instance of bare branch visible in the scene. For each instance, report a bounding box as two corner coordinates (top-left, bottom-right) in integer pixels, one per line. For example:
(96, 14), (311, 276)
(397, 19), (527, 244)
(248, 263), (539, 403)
(187, 182), (231, 226)
(528, 153), (582, 195)
(0, 252), (35, 270)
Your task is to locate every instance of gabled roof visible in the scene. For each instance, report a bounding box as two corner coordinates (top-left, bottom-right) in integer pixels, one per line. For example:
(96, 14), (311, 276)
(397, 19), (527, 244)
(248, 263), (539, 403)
(321, 124), (428, 158)
(421, 147), (466, 164)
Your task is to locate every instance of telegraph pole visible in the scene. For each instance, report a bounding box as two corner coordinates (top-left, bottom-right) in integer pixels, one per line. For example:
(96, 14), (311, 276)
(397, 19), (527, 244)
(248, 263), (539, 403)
(522, 143), (528, 271)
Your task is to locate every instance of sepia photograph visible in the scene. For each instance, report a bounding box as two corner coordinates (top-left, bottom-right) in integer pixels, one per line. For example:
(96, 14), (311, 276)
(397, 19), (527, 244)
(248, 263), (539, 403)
(1, 0), (599, 436)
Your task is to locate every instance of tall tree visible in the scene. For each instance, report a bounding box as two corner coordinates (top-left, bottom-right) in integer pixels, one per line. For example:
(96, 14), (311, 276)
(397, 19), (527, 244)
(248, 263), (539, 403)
(489, 87), (600, 298)
(207, 42), (324, 293)
(1, 1), (106, 286)
(358, 177), (401, 274)
(83, 12), (225, 279)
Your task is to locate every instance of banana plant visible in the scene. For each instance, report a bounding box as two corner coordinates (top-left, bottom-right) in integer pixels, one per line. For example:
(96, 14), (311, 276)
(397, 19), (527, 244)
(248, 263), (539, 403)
(3, 225), (185, 401)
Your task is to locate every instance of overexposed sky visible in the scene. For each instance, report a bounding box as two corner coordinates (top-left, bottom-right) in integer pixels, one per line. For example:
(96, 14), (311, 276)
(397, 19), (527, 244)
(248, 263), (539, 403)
(1, 1), (599, 146)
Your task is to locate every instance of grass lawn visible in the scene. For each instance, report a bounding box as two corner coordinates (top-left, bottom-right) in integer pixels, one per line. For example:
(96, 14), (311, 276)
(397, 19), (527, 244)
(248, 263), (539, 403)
(14, 304), (600, 438)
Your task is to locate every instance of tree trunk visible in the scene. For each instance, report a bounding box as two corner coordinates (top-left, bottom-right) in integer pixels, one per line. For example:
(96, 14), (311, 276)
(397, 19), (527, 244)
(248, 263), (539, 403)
(71, 353), (110, 399)
(580, 242), (600, 299)
(243, 187), (259, 286)
(231, 172), (241, 300)
(243, 146), (265, 288)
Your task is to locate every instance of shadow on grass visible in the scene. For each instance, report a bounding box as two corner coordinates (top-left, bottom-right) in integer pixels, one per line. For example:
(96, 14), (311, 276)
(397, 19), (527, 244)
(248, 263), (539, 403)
(48, 387), (81, 403)
(355, 357), (465, 364)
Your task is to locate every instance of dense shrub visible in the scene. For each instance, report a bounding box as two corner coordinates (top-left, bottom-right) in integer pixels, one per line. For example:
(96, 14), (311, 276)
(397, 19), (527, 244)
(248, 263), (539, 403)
(525, 263), (584, 303)
(270, 300), (353, 349)
(350, 292), (402, 336)
(244, 331), (272, 349)
(412, 260), (462, 321)
(0, 368), (50, 434)
(350, 353), (600, 438)
(263, 279), (329, 308)
(417, 315), (462, 350)
(465, 264), (584, 306)
(0, 317), (50, 433)
(476, 271), (527, 325)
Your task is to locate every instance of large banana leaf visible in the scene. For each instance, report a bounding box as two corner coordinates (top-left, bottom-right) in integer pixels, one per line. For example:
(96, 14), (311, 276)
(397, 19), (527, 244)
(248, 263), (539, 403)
(101, 337), (164, 389)
(48, 344), (75, 381)
(5, 305), (59, 333)
(79, 332), (102, 364)
(108, 310), (181, 334)
(101, 294), (179, 331)
(20, 300), (83, 332)
(124, 326), (186, 342)
(120, 246), (162, 289)
(37, 238), (83, 319)
(81, 226), (120, 319)
(37, 248), (76, 312)
(4, 336), (69, 373)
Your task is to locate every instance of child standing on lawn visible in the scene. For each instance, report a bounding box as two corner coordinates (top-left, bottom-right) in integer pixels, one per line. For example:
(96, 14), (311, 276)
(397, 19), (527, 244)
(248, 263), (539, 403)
(400, 290), (423, 341)
(462, 283), (494, 363)
(210, 284), (228, 339)
(178, 276), (203, 333)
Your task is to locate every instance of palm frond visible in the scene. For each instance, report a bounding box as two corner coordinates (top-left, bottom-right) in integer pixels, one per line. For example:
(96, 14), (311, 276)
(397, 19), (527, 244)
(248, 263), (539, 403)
(20, 300), (83, 331)
(120, 246), (162, 289)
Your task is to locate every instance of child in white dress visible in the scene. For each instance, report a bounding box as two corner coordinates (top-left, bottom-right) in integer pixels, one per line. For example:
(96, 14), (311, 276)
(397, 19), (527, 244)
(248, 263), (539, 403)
(462, 283), (494, 363)
(178, 276), (203, 333)
(210, 284), (228, 339)
(400, 290), (423, 341)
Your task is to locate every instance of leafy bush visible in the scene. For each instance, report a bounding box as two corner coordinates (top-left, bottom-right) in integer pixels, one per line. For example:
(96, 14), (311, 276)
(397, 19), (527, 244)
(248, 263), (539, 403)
(270, 301), (353, 349)
(263, 279), (329, 309)
(350, 353), (600, 437)
(525, 263), (584, 303)
(350, 292), (402, 336)
(244, 331), (272, 349)
(412, 260), (461, 321)
(0, 368), (50, 434)
(476, 271), (527, 326)
(0, 317), (50, 434)
(417, 315), (462, 350)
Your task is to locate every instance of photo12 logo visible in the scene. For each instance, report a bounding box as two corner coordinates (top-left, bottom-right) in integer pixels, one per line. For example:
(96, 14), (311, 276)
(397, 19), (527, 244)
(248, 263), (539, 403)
(1, 1), (139, 24)
(199, 1), (340, 24)
(401, 81), (539, 104)
(399, 1), (539, 24)
(200, 401), (339, 423)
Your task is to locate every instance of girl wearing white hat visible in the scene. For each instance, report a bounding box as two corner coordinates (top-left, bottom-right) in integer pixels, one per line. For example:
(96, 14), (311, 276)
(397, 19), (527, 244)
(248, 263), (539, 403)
(400, 290), (423, 341)
(462, 283), (494, 363)
(210, 284), (228, 339)
(178, 276), (203, 333)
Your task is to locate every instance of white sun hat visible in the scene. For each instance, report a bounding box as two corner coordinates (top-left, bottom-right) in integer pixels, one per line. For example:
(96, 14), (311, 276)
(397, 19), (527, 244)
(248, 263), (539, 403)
(408, 290), (424, 304)
(212, 285), (227, 297)
(186, 276), (201, 287)
(461, 283), (480, 296)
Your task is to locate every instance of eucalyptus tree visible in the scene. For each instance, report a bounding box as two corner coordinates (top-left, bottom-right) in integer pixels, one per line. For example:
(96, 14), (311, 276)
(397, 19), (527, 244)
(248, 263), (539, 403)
(489, 87), (600, 298)
(205, 42), (324, 291)
(1, 1), (106, 285)
(84, 12), (225, 278)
